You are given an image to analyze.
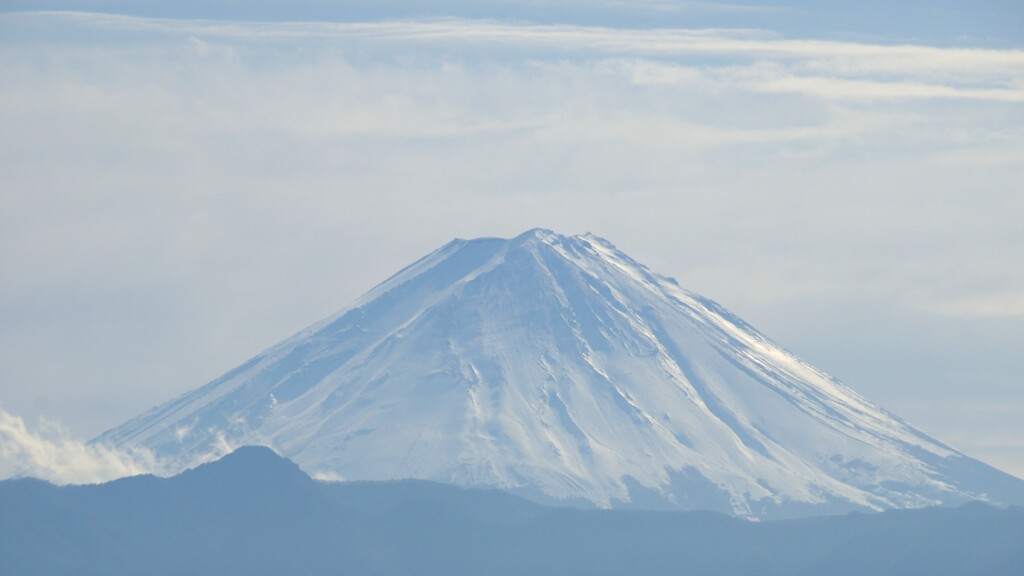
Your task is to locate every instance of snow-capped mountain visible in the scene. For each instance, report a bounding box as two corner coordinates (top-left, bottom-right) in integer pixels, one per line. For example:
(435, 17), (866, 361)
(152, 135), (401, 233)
(96, 229), (1024, 518)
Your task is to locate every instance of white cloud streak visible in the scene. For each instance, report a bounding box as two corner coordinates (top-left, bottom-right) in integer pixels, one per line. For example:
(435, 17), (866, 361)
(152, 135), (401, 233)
(7, 11), (1018, 106)
(24, 12), (1022, 89)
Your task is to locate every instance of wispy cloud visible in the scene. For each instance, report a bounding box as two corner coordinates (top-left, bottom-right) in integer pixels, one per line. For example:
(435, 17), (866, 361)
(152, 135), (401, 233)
(0, 407), (160, 484)
(11, 11), (1020, 104)
(589, 0), (787, 14)
(929, 292), (1024, 319)
(753, 74), (1024, 102)
(0, 406), (248, 484)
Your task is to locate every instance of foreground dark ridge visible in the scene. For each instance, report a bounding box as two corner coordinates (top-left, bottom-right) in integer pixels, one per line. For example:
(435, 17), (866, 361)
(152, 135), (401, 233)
(2, 447), (1022, 576)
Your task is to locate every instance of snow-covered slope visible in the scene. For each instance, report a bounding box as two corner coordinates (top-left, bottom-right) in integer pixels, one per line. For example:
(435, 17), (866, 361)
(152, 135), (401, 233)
(96, 229), (1024, 518)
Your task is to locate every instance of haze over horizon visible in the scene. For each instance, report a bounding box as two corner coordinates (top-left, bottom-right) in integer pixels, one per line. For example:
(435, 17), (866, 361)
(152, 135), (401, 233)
(1, 1), (1023, 484)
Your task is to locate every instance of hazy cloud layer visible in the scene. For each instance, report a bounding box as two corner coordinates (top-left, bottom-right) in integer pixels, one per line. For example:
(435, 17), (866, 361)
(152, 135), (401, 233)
(23, 13), (1024, 100)
(1, 11), (1022, 481)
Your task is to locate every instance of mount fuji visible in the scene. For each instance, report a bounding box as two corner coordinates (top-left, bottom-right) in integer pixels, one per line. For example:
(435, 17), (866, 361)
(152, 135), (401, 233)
(96, 229), (1024, 518)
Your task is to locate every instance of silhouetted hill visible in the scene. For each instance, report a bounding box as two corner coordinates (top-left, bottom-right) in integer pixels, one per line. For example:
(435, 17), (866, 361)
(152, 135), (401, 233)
(2, 447), (1022, 575)
(0, 447), (374, 575)
(321, 477), (547, 520)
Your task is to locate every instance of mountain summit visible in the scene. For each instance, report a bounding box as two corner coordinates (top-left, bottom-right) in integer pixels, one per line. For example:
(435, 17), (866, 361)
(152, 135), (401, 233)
(97, 229), (1024, 518)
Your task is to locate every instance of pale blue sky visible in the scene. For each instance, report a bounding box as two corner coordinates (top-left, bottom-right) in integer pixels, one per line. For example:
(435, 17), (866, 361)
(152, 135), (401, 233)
(1, 1), (1022, 481)
(2, 1), (1021, 44)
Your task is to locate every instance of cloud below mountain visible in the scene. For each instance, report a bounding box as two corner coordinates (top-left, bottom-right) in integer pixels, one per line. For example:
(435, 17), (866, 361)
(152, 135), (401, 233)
(0, 407), (159, 483)
(0, 406), (244, 484)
